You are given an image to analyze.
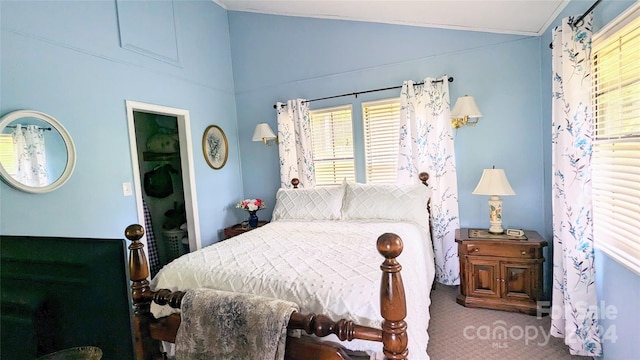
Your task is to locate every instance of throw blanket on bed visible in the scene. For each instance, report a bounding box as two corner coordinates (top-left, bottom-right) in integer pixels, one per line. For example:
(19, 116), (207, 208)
(175, 288), (299, 360)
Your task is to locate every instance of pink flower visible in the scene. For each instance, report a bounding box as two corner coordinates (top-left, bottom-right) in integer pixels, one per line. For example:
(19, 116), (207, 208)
(236, 198), (266, 212)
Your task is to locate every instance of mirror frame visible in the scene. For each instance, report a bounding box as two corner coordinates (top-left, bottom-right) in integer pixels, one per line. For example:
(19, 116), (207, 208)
(0, 110), (77, 194)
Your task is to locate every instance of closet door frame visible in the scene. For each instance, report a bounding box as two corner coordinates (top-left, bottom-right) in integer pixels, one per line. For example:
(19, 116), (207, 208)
(125, 100), (202, 270)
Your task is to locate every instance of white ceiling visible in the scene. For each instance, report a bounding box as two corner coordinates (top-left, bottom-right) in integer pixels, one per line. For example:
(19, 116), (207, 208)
(215, 0), (570, 36)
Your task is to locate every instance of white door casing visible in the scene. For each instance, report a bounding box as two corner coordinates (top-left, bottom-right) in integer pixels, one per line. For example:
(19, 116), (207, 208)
(125, 100), (202, 263)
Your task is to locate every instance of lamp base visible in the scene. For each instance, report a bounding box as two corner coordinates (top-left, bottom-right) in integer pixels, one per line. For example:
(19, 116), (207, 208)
(487, 195), (504, 235)
(488, 226), (505, 235)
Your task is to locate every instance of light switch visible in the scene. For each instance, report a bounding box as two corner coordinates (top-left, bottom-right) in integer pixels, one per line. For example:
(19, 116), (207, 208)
(122, 182), (133, 196)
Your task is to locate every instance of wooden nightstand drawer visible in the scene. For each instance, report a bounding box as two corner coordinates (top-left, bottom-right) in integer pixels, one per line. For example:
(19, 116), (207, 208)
(464, 243), (539, 259)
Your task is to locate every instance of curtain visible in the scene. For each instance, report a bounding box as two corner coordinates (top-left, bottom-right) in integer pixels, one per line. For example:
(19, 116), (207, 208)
(12, 124), (49, 187)
(276, 99), (315, 188)
(551, 14), (602, 357)
(398, 76), (461, 285)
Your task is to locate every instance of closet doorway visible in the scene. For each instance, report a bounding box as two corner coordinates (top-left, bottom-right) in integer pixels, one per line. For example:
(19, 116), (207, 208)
(125, 101), (201, 275)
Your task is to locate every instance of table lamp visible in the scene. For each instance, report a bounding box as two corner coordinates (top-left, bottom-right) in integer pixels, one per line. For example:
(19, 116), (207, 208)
(472, 167), (516, 234)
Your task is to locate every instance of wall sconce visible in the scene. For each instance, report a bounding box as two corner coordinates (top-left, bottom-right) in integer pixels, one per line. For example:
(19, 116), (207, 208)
(451, 95), (483, 128)
(472, 167), (515, 234)
(252, 123), (278, 145)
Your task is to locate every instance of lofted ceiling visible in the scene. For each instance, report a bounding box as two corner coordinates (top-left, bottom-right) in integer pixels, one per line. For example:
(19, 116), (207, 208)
(214, 0), (571, 36)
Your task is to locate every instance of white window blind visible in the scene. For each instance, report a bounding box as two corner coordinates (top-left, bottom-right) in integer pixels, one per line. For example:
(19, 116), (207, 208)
(362, 98), (400, 183)
(309, 105), (355, 186)
(0, 134), (16, 177)
(591, 5), (640, 275)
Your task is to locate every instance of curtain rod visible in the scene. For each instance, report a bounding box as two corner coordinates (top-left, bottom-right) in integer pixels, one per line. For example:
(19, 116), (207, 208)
(6, 125), (52, 131)
(549, 0), (602, 49)
(273, 76), (454, 108)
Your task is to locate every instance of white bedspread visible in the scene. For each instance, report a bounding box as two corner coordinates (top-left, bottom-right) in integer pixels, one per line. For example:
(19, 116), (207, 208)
(151, 219), (435, 359)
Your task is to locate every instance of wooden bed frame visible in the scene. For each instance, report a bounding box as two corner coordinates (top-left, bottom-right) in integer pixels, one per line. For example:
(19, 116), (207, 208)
(127, 172), (432, 360)
(128, 225), (408, 360)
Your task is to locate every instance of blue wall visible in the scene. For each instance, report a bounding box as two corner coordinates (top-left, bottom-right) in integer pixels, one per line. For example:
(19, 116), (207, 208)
(229, 12), (546, 236)
(0, 0), (243, 245)
(540, 1), (639, 359)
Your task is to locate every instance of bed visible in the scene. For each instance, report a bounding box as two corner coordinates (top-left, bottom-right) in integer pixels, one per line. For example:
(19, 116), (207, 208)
(128, 173), (435, 359)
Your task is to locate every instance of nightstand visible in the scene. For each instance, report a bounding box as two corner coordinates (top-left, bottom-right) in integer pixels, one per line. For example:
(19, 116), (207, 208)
(223, 221), (269, 240)
(455, 228), (547, 315)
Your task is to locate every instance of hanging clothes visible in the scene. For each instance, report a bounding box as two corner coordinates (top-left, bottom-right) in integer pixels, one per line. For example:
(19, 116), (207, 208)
(144, 164), (176, 198)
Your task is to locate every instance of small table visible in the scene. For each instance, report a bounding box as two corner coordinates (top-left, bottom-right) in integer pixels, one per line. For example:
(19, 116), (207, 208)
(455, 228), (547, 315)
(223, 221), (269, 240)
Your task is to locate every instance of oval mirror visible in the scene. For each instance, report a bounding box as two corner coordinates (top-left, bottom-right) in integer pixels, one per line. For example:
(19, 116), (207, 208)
(0, 110), (76, 194)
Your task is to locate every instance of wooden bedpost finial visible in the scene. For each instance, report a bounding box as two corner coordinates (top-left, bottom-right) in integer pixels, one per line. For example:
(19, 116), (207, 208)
(125, 224), (144, 241)
(376, 233), (408, 359)
(418, 172), (429, 186)
(377, 233), (403, 260)
(291, 178), (300, 188)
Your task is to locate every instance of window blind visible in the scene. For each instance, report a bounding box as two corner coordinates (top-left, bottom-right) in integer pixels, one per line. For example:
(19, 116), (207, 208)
(0, 134), (16, 176)
(309, 105), (355, 186)
(362, 98), (401, 183)
(591, 5), (640, 275)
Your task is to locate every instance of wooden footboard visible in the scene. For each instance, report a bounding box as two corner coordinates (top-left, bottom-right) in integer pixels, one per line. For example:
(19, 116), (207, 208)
(125, 224), (409, 360)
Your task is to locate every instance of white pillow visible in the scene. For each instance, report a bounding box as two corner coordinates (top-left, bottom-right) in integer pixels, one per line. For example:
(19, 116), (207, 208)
(272, 185), (345, 221)
(342, 183), (431, 228)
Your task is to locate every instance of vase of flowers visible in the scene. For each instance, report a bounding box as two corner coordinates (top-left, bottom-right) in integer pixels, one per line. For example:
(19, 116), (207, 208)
(236, 198), (265, 228)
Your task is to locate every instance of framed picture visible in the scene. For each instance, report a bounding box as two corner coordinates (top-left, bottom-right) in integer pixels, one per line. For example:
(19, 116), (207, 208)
(202, 125), (228, 169)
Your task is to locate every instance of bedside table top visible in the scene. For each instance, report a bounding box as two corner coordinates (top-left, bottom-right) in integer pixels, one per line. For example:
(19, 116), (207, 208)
(223, 221), (269, 240)
(228, 220), (269, 231)
(455, 228), (547, 246)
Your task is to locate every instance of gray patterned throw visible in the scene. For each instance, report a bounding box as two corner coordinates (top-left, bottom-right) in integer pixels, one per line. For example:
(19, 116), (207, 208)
(175, 289), (299, 360)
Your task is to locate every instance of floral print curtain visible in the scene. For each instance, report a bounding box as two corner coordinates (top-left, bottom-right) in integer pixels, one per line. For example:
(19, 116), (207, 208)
(12, 124), (49, 187)
(551, 14), (602, 357)
(275, 99), (315, 188)
(398, 76), (461, 285)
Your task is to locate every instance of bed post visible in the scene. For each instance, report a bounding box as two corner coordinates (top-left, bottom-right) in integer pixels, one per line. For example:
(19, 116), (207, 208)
(377, 233), (408, 360)
(419, 171), (430, 224)
(125, 224), (164, 360)
(419, 172), (437, 291)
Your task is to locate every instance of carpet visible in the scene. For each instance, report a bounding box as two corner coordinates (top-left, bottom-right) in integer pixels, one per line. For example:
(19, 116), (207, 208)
(426, 284), (592, 360)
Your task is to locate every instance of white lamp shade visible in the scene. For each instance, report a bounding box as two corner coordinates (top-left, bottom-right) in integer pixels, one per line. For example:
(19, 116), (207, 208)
(451, 95), (483, 118)
(472, 168), (516, 196)
(252, 123), (277, 142)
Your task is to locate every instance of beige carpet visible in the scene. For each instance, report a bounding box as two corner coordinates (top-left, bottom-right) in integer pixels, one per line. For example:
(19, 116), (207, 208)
(425, 284), (592, 360)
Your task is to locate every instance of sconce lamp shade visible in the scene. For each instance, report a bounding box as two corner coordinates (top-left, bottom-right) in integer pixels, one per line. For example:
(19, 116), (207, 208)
(472, 168), (516, 196)
(451, 95), (483, 118)
(473, 168), (515, 234)
(252, 123), (277, 144)
(451, 95), (483, 128)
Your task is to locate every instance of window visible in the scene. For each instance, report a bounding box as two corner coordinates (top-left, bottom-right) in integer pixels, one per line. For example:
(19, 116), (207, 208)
(309, 105), (355, 186)
(0, 134), (16, 177)
(362, 98), (401, 183)
(591, 5), (640, 275)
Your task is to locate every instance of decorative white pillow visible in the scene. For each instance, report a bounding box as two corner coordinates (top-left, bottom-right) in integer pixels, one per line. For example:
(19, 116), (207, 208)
(342, 183), (431, 228)
(272, 185), (345, 221)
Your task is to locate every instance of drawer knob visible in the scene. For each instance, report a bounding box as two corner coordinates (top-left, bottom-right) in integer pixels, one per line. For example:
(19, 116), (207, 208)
(521, 250), (527, 255)
(474, 248), (479, 252)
